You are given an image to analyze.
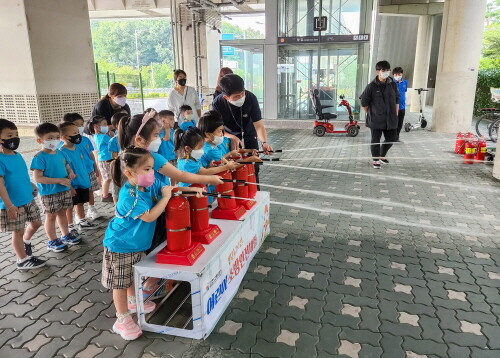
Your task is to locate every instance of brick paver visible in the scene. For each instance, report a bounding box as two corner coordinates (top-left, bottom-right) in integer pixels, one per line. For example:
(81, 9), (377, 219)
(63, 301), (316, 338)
(0, 124), (499, 357)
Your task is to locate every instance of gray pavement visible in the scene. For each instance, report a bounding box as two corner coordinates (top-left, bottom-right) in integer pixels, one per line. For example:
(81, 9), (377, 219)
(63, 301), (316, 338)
(1, 126), (499, 357)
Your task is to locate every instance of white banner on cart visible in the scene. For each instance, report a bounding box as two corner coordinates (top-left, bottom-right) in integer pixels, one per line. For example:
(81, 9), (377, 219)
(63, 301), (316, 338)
(200, 202), (270, 337)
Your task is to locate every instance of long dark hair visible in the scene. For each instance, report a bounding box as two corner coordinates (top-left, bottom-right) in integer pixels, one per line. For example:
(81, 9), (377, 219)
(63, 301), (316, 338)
(118, 113), (160, 150)
(197, 110), (224, 136)
(111, 146), (153, 187)
(174, 127), (204, 159)
(215, 67), (233, 93)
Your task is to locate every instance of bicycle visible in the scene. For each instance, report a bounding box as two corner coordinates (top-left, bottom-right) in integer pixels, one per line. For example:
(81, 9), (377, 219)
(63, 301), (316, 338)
(475, 108), (499, 140)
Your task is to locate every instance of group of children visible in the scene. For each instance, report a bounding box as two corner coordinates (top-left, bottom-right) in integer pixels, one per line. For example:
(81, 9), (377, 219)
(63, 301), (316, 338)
(0, 106), (261, 340)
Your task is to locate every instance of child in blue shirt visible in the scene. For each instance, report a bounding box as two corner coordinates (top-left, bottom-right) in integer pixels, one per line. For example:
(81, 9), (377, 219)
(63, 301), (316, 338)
(102, 146), (174, 341)
(0, 119), (46, 270)
(197, 110), (261, 168)
(108, 112), (129, 159)
(175, 127), (239, 188)
(158, 110), (177, 165)
(63, 112), (102, 222)
(178, 105), (196, 131)
(393, 67), (408, 141)
(59, 122), (99, 235)
(89, 115), (113, 202)
(30, 123), (81, 253)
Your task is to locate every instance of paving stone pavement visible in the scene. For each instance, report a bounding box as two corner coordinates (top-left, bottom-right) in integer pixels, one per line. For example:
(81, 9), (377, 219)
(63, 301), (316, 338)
(0, 127), (499, 357)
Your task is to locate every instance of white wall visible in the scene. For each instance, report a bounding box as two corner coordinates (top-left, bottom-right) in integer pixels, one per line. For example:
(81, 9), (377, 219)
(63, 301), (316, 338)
(25, 0), (97, 94)
(0, 0), (37, 95)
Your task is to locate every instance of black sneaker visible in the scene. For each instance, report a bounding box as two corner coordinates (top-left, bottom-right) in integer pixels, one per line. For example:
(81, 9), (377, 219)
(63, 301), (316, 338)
(17, 256), (47, 270)
(372, 160), (381, 169)
(24, 242), (32, 256)
(380, 159), (389, 164)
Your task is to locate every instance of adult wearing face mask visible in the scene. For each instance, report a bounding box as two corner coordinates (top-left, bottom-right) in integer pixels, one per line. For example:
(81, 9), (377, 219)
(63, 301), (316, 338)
(167, 69), (202, 127)
(91, 83), (131, 124)
(360, 60), (400, 169)
(392, 67), (408, 142)
(212, 74), (273, 154)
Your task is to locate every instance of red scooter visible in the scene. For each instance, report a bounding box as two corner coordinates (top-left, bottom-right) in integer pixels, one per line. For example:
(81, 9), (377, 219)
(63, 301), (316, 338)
(311, 89), (359, 137)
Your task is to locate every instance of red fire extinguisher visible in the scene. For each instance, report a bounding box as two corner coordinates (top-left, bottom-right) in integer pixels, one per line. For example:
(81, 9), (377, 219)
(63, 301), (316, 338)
(165, 195), (192, 251)
(188, 184), (221, 244)
(464, 139), (477, 164)
(475, 137), (487, 162)
(455, 132), (465, 154)
(245, 163), (258, 198)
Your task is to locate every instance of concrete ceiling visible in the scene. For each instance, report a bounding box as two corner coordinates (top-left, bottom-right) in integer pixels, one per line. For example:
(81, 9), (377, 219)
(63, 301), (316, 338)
(88, 0), (265, 19)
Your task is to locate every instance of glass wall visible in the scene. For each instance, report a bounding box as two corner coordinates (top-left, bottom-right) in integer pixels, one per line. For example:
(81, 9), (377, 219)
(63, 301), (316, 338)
(279, 0), (362, 37)
(221, 44), (264, 108)
(277, 44), (359, 119)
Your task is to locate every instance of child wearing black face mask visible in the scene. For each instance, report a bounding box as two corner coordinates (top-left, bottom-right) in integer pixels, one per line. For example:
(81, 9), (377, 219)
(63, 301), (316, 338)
(0, 118), (46, 270)
(59, 122), (99, 234)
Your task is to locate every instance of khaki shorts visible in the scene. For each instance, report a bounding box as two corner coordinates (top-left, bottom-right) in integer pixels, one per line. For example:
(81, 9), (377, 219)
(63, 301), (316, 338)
(98, 161), (112, 181)
(0, 200), (41, 232)
(101, 248), (144, 290)
(40, 190), (73, 214)
(89, 171), (100, 192)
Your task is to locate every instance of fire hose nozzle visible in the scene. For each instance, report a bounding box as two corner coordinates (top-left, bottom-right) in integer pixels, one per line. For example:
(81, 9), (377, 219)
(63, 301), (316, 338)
(258, 149), (282, 153)
(261, 158), (280, 162)
(220, 179), (246, 183)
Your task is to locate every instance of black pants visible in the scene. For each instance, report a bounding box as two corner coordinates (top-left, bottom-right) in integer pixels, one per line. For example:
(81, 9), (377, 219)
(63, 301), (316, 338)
(370, 128), (398, 159)
(397, 109), (406, 138)
(244, 137), (260, 186)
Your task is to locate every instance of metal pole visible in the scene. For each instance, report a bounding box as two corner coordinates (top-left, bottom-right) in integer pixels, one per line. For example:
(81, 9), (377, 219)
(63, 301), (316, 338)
(106, 71), (111, 88)
(135, 29), (140, 70)
(95, 63), (101, 98)
(139, 72), (145, 112)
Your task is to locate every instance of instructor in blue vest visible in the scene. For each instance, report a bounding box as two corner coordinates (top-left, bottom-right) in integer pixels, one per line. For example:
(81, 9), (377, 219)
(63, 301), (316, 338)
(393, 67), (408, 142)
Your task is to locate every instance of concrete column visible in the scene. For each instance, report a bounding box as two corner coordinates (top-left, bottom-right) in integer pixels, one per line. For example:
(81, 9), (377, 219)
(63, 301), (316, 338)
(0, 0), (98, 125)
(431, 0), (487, 133)
(494, 140), (500, 180)
(410, 15), (432, 112)
(264, 0), (278, 120)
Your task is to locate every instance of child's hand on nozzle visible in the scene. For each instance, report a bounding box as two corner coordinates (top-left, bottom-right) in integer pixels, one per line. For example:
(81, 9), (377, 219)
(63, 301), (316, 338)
(228, 150), (241, 158)
(161, 185), (174, 200)
(59, 178), (72, 187)
(209, 175), (224, 186)
(226, 161), (242, 170)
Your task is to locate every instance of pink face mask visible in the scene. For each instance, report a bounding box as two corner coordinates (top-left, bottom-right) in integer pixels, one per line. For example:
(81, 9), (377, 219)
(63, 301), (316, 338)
(136, 170), (154, 188)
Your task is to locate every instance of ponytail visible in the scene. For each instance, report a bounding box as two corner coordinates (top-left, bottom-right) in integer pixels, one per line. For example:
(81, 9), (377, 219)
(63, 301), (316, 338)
(118, 113), (159, 150)
(86, 115), (106, 135)
(174, 127), (204, 158)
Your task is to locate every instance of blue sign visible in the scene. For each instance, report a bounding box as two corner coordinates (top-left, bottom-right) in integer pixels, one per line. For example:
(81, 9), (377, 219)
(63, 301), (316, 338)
(222, 46), (235, 56)
(221, 33), (234, 40)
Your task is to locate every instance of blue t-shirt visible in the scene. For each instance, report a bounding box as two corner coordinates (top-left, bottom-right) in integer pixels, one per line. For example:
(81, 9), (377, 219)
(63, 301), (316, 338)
(30, 151), (71, 196)
(200, 142), (223, 168)
(78, 136), (95, 173)
(396, 79), (408, 110)
(103, 180), (163, 253)
(0, 153), (34, 209)
(108, 136), (120, 155)
(59, 146), (91, 189)
(95, 134), (113, 162)
(177, 158), (202, 187)
(158, 129), (176, 161)
(180, 121), (195, 131)
(218, 137), (231, 155)
(152, 152), (170, 186)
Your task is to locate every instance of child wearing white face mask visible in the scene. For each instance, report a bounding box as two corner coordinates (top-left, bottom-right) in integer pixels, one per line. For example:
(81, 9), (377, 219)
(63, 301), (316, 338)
(175, 127), (240, 189)
(30, 123), (81, 253)
(179, 105), (196, 131)
(90, 115), (114, 202)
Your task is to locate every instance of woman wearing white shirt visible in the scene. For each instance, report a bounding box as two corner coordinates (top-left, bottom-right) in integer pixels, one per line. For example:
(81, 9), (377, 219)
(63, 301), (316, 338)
(167, 69), (202, 126)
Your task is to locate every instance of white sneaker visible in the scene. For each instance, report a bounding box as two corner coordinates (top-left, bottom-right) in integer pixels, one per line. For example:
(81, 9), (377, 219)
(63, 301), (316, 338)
(86, 206), (101, 221)
(78, 219), (99, 230)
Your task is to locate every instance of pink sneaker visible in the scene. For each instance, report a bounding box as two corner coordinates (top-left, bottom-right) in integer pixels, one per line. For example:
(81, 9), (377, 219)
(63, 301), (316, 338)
(112, 315), (142, 340)
(128, 300), (156, 314)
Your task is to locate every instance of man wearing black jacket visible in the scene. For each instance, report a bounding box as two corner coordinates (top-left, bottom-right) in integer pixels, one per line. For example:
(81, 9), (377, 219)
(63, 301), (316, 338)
(360, 61), (400, 169)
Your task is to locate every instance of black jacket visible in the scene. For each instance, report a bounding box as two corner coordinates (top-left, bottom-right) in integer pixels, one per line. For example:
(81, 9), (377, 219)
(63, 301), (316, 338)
(360, 77), (400, 130)
(91, 97), (131, 123)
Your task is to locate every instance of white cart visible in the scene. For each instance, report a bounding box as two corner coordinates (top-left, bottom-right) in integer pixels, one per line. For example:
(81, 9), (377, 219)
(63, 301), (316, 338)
(133, 191), (270, 339)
